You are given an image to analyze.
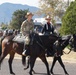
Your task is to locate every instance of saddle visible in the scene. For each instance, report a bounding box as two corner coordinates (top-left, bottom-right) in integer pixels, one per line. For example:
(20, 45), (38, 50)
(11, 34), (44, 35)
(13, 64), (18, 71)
(13, 32), (37, 44)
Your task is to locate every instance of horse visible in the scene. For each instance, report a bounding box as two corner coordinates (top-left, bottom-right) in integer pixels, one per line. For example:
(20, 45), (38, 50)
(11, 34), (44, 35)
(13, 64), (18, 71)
(0, 32), (59, 75)
(0, 30), (26, 75)
(25, 33), (73, 75)
(24, 34), (71, 75)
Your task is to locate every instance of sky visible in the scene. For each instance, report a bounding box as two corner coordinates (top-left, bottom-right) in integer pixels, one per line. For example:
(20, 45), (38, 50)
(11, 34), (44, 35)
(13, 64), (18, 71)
(0, 0), (39, 7)
(0, 0), (75, 7)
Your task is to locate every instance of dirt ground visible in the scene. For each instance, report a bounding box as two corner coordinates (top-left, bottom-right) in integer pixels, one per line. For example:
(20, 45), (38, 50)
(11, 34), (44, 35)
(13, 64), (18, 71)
(5, 48), (76, 63)
(61, 48), (76, 63)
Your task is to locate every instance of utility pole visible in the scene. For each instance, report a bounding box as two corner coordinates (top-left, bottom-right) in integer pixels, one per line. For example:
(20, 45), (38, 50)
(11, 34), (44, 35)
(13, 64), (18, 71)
(67, 0), (70, 6)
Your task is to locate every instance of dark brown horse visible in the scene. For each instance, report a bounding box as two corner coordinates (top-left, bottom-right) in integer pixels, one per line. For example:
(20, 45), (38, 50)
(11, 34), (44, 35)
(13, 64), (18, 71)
(0, 33), (59, 75)
(0, 35), (26, 75)
(24, 35), (71, 75)
(25, 35), (76, 75)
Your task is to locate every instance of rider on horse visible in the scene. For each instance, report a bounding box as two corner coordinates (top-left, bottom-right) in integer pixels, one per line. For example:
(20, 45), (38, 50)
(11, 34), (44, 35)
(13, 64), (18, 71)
(21, 12), (34, 56)
(42, 15), (55, 35)
(41, 15), (57, 56)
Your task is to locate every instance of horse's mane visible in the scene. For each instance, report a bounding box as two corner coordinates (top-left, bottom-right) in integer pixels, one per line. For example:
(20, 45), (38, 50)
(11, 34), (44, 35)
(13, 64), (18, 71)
(32, 33), (58, 48)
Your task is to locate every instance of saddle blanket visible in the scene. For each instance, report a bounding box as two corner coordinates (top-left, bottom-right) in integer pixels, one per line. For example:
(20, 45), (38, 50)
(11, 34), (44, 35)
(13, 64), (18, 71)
(13, 34), (25, 43)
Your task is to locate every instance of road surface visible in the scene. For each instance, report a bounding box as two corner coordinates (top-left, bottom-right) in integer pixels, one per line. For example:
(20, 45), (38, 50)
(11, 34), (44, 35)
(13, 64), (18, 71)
(0, 58), (76, 75)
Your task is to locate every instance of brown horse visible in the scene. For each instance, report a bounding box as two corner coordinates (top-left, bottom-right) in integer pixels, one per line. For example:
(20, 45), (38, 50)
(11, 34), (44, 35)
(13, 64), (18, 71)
(0, 33), (59, 75)
(0, 35), (26, 75)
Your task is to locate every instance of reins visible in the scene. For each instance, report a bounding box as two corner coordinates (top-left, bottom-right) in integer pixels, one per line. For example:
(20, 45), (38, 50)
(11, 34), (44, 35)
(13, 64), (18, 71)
(30, 32), (47, 51)
(62, 36), (72, 55)
(63, 49), (71, 54)
(36, 41), (47, 51)
(35, 34), (47, 51)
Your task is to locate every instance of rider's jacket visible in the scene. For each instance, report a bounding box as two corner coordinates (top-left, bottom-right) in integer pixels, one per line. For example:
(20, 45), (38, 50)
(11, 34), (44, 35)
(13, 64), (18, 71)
(21, 19), (34, 45)
(21, 19), (34, 36)
(42, 22), (54, 35)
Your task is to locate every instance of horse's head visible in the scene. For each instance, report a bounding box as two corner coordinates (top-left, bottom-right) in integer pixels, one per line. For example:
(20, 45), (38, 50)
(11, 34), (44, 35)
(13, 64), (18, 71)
(53, 35), (71, 56)
(59, 35), (71, 46)
(69, 34), (76, 52)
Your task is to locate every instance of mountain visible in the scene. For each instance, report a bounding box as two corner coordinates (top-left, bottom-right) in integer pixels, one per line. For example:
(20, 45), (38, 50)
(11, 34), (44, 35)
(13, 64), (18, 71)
(0, 3), (39, 23)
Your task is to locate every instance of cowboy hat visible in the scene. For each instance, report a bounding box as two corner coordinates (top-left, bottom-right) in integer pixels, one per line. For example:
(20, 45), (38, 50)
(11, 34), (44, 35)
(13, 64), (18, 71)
(25, 12), (34, 18)
(45, 15), (51, 20)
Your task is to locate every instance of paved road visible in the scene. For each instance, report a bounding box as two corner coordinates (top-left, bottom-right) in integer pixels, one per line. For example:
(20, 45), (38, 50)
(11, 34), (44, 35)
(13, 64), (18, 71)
(0, 58), (76, 75)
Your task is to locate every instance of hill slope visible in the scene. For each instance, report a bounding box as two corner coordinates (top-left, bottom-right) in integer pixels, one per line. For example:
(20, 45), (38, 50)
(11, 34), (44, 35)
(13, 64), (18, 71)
(0, 3), (39, 23)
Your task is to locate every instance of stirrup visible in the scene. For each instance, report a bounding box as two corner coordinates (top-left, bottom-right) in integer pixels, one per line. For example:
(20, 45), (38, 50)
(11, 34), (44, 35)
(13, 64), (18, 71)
(22, 50), (26, 56)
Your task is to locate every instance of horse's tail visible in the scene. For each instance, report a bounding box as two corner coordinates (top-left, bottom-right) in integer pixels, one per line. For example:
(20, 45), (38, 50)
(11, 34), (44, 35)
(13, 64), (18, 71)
(22, 55), (26, 66)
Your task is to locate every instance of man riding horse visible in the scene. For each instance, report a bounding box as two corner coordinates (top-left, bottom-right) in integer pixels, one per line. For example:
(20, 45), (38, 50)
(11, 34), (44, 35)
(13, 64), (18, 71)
(42, 15), (57, 56)
(42, 15), (55, 35)
(21, 12), (34, 56)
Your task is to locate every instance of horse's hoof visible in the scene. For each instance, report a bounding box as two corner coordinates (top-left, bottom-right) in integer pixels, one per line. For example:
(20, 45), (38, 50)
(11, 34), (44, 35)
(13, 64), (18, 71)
(65, 73), (69, 75)
(24, 67), (28, 70)
(50, 71), (54, 75)
(51, 73), (54, 75)
(51, 74), (54, 75)
(29, 72), (33, 75)
(32, 70), (36, 74)
(65, 72), (69, 75)
(10, 72), (15, 75)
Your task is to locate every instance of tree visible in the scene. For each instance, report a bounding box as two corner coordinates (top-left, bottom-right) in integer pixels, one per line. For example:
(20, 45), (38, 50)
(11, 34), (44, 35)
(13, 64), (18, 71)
(1, 22), (8, 30)
(60, 0), (76, 35)
(9, 9), (29, 29)
(38, 0), (67, 19)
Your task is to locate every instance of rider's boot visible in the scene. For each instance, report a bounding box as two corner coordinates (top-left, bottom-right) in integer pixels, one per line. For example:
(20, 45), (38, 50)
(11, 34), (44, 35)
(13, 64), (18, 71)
(22, 50), (27, 56)
(22, 48), (29, 56)
(22, 42), (28, 56)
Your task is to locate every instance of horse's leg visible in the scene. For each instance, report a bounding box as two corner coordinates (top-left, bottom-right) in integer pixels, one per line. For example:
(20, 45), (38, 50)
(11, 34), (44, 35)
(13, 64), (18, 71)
(57, 56), (69, 75)
(24, 56), (30, 70)
(39, 55), (50, 75)
(8, 51), (15, 75)
(24, 56), (36, 73)
(0, 48), (9, 70)
(29, 56), (36, 75)
(50, 56), (57, 74)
